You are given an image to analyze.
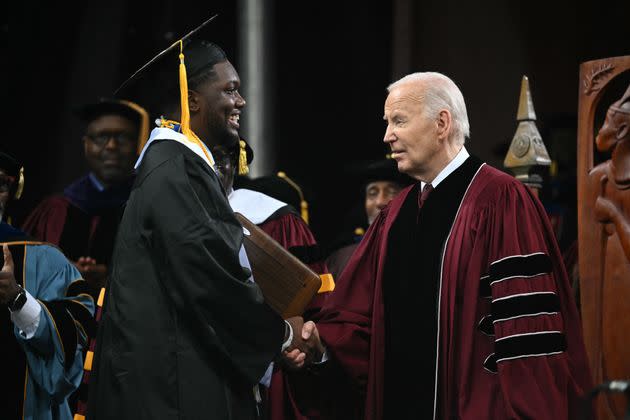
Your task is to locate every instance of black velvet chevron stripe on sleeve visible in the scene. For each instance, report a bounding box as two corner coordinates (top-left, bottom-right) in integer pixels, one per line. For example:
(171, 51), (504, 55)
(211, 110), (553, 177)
(495, 331), (566, 363)
(480, 253), (552, 295)
(483, 330), (567, 373)
(488, 252), (552, 285)
(491, 292), (560, 323)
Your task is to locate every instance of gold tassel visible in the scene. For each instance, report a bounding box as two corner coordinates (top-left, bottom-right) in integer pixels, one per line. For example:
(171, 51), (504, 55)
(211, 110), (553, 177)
(238, 140), (249, 175)
(177, 40), (214, 166)
(300, 200), (309, 225)
(178, 40), (192, 140)
(277, 171), (309, 224)
(15, 167), (24, 200)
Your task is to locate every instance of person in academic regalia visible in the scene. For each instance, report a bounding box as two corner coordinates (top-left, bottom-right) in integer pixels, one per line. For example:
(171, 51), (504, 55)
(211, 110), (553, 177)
(286, 72), (592, 419)
(213, 140), (335, 420)
(87, 31), (311, 420)
(324, 157), (412, 282)
(213, 140), (334, 317)
(22, 98), (149, 292)
(1, 151), (95, 420)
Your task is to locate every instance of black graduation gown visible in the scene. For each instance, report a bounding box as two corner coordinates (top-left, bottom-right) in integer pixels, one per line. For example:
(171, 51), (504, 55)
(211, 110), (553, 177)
(88, 139), (285, 419)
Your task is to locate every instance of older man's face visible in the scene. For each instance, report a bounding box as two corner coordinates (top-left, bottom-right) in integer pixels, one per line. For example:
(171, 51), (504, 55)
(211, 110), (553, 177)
(83, 114), (137, 188)
(383, 83), (441, 181)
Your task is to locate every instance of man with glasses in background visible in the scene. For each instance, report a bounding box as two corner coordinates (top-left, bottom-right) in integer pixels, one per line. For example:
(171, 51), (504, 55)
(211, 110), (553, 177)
(23, 98), (149, 293)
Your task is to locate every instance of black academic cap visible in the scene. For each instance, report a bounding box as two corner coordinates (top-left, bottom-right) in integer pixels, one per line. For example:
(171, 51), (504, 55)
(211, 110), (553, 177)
(349, 157), (414, 188)
(74, 98), (150, 154)
(75, 98), (143, 125)
(236, 172), (310, 224)
(114, 15), (225, 111)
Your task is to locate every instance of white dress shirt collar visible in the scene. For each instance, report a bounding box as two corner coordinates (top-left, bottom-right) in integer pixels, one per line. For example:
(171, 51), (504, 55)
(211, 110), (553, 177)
(421, 146), (469, 190)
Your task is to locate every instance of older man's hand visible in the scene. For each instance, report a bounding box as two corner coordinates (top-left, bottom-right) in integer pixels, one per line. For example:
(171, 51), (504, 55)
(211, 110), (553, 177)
(281, 319), (326, 370)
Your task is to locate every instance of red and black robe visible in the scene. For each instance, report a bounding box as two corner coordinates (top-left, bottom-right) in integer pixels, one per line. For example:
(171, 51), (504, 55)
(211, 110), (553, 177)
(307, 156), (591, 419)
(228, 188), (334, 419)
(22, 174), (132, 270)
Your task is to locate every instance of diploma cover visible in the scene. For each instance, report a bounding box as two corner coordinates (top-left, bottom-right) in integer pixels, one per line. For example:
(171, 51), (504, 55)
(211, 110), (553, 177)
(235, 213), (322, 318)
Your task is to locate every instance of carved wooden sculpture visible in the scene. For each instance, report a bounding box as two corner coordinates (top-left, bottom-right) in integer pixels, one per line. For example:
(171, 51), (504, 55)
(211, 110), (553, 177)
(577, 56), (630, 419)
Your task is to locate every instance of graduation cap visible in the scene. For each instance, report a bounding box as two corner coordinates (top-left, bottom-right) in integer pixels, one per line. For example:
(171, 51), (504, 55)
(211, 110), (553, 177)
(75, 98), (150, 155)
(0, 151), (24, 200)
(349, 155), (415, 189)
(236, 172), (310, 224)
(114, 14), (222, 165)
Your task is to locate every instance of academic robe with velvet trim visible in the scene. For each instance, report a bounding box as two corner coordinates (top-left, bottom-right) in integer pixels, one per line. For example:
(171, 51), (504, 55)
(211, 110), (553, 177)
(309, 156), (591, 419)
(22, 175), (132, 272)
(87, 140), (286, 420)
(228, 188), (332, 316)
(1, 222), (95, 420)
(227, 188), (333, 420)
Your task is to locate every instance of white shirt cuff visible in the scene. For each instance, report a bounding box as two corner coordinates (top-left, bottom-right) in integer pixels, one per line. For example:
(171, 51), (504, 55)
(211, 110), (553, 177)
(281, 320), (293, 352)
(10, 289), (41, 339)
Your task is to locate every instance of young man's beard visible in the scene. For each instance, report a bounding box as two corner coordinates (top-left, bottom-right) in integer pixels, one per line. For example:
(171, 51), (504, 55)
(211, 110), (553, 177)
(220, 131), (240, 148)
(207, 117), (239, 148)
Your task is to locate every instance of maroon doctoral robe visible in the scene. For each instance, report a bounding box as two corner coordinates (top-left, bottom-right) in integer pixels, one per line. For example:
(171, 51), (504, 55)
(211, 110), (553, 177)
(228, 188), (334, 419)
(22, 174), (131, 268)
(306, 156), (591, 419)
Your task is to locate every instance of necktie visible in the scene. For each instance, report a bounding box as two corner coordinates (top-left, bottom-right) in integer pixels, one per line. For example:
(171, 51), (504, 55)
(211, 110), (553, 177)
(418, 183), (434, 209)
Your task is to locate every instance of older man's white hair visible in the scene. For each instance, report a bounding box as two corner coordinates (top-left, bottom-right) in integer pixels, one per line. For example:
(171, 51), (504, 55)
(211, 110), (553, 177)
(388, 72), (470, 144)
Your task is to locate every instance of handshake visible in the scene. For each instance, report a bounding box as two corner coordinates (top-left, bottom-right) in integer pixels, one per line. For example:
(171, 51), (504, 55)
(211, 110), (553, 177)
(282, 316), (326, 370)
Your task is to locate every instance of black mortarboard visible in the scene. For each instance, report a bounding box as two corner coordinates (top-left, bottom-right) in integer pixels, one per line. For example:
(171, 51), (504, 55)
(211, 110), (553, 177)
(236, 172), (310, 224)
(349, 156), (414, 188)
(114, 15), (222, 165)
(75, 98), (150, 154)
(115, 15), (220, 98)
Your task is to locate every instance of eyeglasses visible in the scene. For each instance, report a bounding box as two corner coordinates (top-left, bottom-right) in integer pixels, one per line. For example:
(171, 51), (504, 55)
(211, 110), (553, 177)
(86, 132), (136, 147)
(0, 174), (16, 193)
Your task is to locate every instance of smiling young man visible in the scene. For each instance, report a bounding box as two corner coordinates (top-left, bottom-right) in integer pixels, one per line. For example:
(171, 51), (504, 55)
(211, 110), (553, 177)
(87, 40), (305, 420)
(287, 72), (592, 419)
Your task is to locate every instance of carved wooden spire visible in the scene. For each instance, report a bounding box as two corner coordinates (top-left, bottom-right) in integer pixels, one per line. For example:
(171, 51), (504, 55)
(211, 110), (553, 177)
(504, 76), (551, 189)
